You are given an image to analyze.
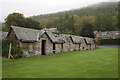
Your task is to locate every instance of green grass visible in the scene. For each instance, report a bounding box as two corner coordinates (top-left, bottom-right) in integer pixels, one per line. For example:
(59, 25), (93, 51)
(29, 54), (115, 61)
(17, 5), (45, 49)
(2, 47), (118, 78)
(0, 57), (2, 79)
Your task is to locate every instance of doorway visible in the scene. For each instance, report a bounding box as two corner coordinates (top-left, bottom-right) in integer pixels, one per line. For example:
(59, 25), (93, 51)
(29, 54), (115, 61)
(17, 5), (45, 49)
(53, 43), (56, 53)
(41, 40), (46, 55)
(61, 43), (63, 52)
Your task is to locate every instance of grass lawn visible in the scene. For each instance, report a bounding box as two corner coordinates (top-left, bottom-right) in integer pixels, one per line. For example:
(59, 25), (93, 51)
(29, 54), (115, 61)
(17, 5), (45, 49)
(2, 47), (118, 78)
(0, 57), (2, 79)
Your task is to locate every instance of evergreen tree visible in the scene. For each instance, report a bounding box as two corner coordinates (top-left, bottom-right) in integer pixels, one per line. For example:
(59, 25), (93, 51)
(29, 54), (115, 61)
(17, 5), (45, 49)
(80, 23), (94, 38)
(25, 18), (41, 29)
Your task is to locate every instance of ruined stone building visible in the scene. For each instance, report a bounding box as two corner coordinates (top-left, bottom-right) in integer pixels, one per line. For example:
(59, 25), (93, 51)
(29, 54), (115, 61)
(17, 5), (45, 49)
(7, 26), (96, 57)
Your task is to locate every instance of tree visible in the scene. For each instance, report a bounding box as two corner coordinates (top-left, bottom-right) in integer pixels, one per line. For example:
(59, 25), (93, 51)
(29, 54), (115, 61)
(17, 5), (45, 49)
(74, 15), (96, 35)
(5, 12), (42, 30)
(25, 18), (41, 29)
(5, 13), (26, 28)
(80, 23), (94, 38)
(56, 14), (75, 34)
(67, 15), (75, 33)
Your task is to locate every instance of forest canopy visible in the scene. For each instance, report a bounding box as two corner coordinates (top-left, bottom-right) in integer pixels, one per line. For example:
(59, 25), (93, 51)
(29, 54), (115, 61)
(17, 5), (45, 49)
(30, 2), (119, 35)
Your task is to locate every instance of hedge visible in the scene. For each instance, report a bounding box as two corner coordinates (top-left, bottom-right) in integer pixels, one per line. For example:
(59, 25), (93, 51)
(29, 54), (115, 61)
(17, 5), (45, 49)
(100, 39), (120, 45)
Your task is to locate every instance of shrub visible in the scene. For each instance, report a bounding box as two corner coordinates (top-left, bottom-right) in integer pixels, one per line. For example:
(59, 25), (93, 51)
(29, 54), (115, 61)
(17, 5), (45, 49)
(2, 39), (23, 58)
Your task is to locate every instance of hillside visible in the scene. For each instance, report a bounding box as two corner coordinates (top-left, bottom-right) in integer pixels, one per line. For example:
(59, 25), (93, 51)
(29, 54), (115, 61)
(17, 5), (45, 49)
(31, 2), (118, 20)
(30, 2), (118, 35)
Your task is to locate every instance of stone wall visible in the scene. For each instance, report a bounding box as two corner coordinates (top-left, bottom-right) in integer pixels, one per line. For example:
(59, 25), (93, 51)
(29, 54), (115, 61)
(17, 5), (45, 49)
(69, 42), (74, 51)
(63, 37), (73, 52)
(80, 42), (87, 50)
(74, 44), (80, 51)
(8, 30), (18, 41)
(19, 41), (40, 57)
(55, 43), (62, 53)
(91, 44), (96, 49)
(87, 45), (91, 50)
(63, 42), (70, 52)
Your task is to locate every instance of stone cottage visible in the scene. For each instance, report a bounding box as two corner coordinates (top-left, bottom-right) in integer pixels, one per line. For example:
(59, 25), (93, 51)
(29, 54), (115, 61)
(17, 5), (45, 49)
(43, 30), (63, 54)
(7, 26), (96, 57)
(90, 38), (96, 49)
(70, 35), (88, 51)
(54, 33), (74, 52)
(84, 37), (96, 50)
(7, 26), (45, 57)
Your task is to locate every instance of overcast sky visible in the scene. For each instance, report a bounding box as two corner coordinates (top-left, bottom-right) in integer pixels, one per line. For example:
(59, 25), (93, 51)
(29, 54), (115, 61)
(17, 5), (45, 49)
(0, 0), (119, 22)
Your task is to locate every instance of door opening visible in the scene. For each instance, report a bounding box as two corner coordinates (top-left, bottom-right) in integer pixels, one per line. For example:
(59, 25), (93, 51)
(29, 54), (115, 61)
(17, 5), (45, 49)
(41, 40), (46, 55)
(61, 43), (63, 52)
(53, 43), (56, 53)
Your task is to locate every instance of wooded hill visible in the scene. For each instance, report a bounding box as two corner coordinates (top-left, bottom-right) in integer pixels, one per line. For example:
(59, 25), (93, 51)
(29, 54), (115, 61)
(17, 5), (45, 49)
(30, 2), (118, 35)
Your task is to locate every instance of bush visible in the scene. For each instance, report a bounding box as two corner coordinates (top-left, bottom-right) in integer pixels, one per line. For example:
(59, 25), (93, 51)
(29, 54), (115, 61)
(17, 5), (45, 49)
(100, 39), (120, 45)
(2, 39), (23, 58)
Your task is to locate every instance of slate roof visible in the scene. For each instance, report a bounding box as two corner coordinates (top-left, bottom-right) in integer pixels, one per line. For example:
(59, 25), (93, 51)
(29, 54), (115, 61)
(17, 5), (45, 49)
(101, 32), (107, 35)
(10, 26), (44, 42)
(95, 31), (120, 39)
(96, 31), (120, 36)
(110, 31), (120, 35)
(84, 37), (94, 44)
(9, 26), (95, 44)
(54, 34), (71, 43)
(70, 35), (85, 44)
(45, 32), (89, 44)
(45, 30), (59, 43)
(2, 32), (8, 39)
(42, 28), (59, 33)
(0, 31), (8, 40)
(45, 31), (71, 43)
(90, 38), (94, 44)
